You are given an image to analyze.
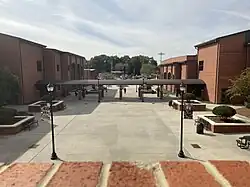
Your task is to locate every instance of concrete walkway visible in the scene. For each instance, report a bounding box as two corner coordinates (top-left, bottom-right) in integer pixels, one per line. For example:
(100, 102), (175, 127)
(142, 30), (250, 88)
(0, 85), (250, 164)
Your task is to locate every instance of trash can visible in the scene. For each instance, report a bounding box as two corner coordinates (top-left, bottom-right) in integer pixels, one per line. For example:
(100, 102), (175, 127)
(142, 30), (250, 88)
(196, 121), (204, 134)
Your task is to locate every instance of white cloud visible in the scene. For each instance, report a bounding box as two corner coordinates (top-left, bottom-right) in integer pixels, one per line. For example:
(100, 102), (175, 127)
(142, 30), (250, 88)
(0, 0), (250, 61)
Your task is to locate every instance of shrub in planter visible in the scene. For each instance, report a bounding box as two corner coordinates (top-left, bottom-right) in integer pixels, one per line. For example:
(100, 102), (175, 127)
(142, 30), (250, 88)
(212, 105), (236, 119)
(183, 93), (196, 102)
(230, 94), (245, 105)
(0, 107), (17, 124)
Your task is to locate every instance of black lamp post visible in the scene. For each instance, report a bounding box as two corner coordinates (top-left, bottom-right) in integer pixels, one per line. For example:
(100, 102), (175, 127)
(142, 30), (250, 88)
(178, 82), (186, 158)
(47, 83), (58, 160)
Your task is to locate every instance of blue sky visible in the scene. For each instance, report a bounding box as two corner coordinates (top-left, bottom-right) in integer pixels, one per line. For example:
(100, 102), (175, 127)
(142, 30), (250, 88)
(0, 0), (250, 61)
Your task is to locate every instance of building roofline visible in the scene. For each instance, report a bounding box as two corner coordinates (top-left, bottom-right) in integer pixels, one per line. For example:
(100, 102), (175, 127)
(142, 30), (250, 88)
(161, 55), (197, 66)
(62, 51), (86, 59)
(195, 29), (250, 48)
(0, 33), (46, 48)
(46, 48), (63, 53)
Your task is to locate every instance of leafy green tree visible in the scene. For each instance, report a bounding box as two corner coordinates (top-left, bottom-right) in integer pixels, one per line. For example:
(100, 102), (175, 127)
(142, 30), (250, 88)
(226, 68), (250, 98)
(88, 54), (158, 75)
(140, 64), (156, 76)
(0, 68), (20, 106)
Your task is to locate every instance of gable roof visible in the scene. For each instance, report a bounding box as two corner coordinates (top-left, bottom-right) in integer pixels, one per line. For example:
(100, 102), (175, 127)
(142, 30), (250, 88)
(0, 33), (46, 47)
(195, 29), (250, 48)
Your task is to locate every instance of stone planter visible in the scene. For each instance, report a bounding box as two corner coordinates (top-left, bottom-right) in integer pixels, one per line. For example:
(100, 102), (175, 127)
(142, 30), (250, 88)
(172, 100), (206, 111)
(0, 116), (35, 135)
(197, 114), (250, 133)
(28, 100), (65, 113)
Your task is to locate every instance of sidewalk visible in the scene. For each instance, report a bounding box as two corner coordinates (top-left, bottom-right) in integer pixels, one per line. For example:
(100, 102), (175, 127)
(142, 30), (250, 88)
(1, 161), (250, 187)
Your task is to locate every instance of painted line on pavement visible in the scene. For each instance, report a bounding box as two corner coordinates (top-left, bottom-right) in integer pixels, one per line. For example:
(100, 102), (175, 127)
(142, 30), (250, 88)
(0, 163), (12, 174)
(153, 162), (169, 187)
(39, 163), (61, 187)
(202, 161), (232, 187)
(97, 163), (111, 187)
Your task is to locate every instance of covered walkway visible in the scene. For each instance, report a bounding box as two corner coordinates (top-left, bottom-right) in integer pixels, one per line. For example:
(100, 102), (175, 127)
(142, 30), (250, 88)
(57, 79), (205, 102)
(58, 79), (205, 86)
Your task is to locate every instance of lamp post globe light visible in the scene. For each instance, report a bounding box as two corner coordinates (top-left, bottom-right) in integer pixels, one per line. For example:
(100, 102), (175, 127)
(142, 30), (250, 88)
(47, 83), (58, 160)
(178, 82), (185, 158)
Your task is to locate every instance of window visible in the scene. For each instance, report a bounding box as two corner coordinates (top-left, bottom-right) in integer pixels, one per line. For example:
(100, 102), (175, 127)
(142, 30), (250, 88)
(57, 64), (60, 72)
(199, 61), (204, 71)
(37, 61), (42, 72)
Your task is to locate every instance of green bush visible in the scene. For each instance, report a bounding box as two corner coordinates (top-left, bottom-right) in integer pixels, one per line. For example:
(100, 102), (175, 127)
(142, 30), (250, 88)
(212, 105), (236, 119)
(0, 107), (17, 124)
(183, 93), (196, 101)
(230, 94), (245, 105)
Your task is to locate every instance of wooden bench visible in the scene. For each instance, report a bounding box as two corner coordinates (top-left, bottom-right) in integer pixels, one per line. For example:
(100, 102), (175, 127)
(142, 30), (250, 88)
(23, 120), (39, 131)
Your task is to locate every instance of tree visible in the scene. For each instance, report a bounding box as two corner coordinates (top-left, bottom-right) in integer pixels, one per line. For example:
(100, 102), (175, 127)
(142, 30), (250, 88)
(226, 68), (250, 98)
(140, 64), (156, 76)
(0, 68), (20, 106)
(88, 54), (158, 75)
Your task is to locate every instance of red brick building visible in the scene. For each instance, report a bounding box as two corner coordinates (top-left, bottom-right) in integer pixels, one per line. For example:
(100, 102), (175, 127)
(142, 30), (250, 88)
(0, 33), (86, 104)
(0, 33), (46, 104)
(159, 55), (198, 93)
(195, 30), (250, 103)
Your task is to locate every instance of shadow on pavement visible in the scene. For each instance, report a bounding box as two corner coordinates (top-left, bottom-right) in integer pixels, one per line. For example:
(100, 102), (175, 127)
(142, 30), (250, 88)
(102, 96), (172, 103)
(55, 89), (118, 116)
(184, 155), (205, 162)
(0, 116), (51, 164)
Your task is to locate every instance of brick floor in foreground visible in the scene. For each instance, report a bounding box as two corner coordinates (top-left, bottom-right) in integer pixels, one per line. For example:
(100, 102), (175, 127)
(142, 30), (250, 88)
(1, 161), (250, 187)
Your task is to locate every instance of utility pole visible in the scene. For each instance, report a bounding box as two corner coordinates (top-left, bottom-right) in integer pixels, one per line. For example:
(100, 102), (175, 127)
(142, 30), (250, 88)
(158, 52), (165, 64)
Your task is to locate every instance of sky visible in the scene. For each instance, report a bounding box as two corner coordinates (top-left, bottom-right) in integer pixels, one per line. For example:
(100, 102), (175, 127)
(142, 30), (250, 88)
(0, 0), (250, 62)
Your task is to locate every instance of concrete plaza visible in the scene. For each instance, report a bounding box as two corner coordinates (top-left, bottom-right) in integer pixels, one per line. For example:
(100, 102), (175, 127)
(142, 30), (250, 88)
(0, 85), (250, 164)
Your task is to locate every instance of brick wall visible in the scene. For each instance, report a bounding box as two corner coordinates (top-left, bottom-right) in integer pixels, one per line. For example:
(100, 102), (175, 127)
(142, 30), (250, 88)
(197, 43), (219, 103)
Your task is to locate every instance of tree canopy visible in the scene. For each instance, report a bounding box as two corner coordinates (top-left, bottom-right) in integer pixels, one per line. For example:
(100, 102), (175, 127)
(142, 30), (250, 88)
(226, 68), (250, 98)
(140, 64), (157, 76)
(0, 69), (20, 106)
(88, 55), (158, 75)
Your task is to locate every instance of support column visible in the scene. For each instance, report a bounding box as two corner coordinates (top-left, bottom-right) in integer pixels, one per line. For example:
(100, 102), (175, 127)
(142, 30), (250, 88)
(82, 87), (86, 98)
(141, 89), (144, 102)
(160, 85), (163, 99)
(98, 88), (101, 103)
(138, 86), (141, 98)
(119, 86), (122, 100)
(157, 85), (160, 97)
(101, 88), (104, 98)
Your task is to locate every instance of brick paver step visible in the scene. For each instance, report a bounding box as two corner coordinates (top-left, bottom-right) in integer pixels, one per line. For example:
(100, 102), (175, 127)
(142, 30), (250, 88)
(0, 161), (250, 187)
(160, 161), (221, 187)
(210, 160), (250, 187)
(108, 162), (156, 187)
(0, 163), (53, 187)
(47, 162), (102, 187)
